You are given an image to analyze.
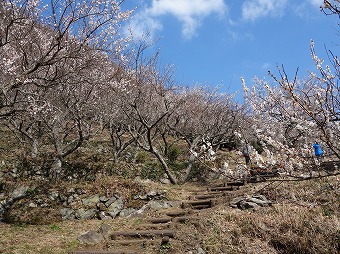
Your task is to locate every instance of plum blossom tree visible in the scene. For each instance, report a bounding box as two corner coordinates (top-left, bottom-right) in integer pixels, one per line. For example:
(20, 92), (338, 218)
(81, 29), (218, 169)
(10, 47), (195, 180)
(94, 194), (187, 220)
(242, 38), (340, 172)
(116, 44), (179, 183)
(168, 86), (242, 182)
(0, 0), (134, 178)
(321, 0), (340, 16)
(0, 0), (133, 118)
(242, 0), (340, 169)
(97, 64), (139, 165)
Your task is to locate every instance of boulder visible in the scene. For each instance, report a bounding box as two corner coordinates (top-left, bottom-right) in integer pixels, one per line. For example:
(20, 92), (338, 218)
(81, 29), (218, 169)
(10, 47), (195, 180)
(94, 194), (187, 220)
(230, 195), (272, 210)
(119, 208), (136, 217)
(77, 230), (104, 244)
(60, 208), (76, 220)
(10, 185), (29, 200)
(75, 208), (97, 220)
(105, 197), (117, 207)
(239, 201), (259, 210)
(107, 198), (123, 218)
(82, 195), (100, 208)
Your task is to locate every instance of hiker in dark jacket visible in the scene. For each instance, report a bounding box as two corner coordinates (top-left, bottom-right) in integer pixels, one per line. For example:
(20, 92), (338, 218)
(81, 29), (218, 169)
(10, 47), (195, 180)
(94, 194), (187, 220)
(242, 143), (252, 165)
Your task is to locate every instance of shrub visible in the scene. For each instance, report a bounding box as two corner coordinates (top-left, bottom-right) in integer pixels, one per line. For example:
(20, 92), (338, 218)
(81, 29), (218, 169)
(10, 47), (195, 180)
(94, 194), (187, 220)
(167, 145), (180, 163)
(140, 162), (162, 180)
(135, 151), (148, 163)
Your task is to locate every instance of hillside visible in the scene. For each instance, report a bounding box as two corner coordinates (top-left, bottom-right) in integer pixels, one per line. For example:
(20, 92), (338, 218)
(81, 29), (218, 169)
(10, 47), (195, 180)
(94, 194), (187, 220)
(0, 121), (339, 254)
(0, 159), (339, 254)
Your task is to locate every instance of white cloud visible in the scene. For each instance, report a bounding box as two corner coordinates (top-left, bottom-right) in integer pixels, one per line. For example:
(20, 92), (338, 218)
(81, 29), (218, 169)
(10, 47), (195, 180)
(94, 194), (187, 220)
(149, 0), (227, 17)
(126, 0), (323, 40)
(291, 0), (324, 19)
(241, 0), (288, 21)
(130, 0), (228, 39)
(308, 0), (323, 7)
(126, 12), (163, 39)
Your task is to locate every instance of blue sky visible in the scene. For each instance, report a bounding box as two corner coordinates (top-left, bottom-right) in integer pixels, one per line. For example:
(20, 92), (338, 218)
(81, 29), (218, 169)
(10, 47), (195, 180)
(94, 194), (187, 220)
(122, 0), (339, 99)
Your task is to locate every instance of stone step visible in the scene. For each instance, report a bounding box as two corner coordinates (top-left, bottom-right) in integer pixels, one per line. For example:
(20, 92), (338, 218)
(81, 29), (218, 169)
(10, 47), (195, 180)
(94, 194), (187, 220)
(70, 251), (139, 254)
(134, 222), (171, 230)
(172, 216), (199, 223)
(183, 199), (214, 205)
(111, 230), (175, 240)
(225, 181), (245, 187)
(148, 217), (172, 224)
(190, 204), (212, 210)
(148, 216), (198, 224)
(207, 186), (234, 192)
(164, 210), (188, 217)
(181, 199), (213, 208)
(110, 237), (167, 246)
(190, 192), (225, 200)
(107, 237), (171, 253)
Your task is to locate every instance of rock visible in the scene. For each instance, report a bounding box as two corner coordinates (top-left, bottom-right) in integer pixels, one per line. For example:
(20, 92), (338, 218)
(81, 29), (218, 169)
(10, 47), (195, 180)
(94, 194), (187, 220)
(67, 196), (75, 204)
(239, 201), (259, 210)
(107, 198), (123, 218)
(0, 203), (6, 221)
(119, 208), (136, 217)
(159, 177), (171, 184)
(148, 200), (168, 210)
(105, 197), (117, 207)
(98, 211), (110, 220)
(98, 223), (111, 237)
(28, 202), (37, 208)
(10, 186), (29, 200)
(246, 197), (271, 207)
(48, 191), (59, 201)
(59, 193), (67, 202)
(252, 195), (269, 202)
(75, 208), (97, 220)
(60, 208), (76, 220)
(230, 197), (244, 207)
(82, 195), (100, 208)
(75, 188), (86, 195)
(230, 195), (272, 210)
(99, 196), (109, 202)
(198, 247), (206, 254)
(135, 190), (167, 201)
(134, 203), (150, 216)
(77, 230), (104, 244)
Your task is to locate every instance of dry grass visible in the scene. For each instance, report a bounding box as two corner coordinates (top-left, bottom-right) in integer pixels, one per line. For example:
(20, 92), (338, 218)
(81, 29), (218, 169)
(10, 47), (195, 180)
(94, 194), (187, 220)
(194, 203), (339, 254)
(0, 130), (339, 254)
(0, 176), (339, 254)
(187, 176), (340, 254)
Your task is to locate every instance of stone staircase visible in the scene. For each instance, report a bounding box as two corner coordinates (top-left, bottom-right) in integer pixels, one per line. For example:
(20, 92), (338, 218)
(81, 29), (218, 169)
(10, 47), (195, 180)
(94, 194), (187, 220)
(70, 177), (281, 254)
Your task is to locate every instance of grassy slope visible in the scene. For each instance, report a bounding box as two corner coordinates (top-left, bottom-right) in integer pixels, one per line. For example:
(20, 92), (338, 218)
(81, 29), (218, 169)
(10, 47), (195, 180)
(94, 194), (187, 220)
(0, 128), (339, 254)
(0, 176), (339, 254)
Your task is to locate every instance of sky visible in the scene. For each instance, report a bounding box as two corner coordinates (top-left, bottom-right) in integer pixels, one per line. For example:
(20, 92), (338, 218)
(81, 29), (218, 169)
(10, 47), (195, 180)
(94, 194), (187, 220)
(122, 0), (339, 100)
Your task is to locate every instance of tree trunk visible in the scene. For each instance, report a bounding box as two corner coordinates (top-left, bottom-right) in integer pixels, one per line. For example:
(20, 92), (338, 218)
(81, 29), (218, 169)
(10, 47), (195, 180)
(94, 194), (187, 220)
(152, 148), (177, 184)
(181, 153), (196, 183)
(51, 157), (62, 180)
(31, 138), (38, 158)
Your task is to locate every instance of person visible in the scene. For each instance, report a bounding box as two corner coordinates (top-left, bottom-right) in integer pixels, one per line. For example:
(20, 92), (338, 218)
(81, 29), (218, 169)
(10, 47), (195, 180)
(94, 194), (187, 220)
(242, 143), (252, 165)
(312, 141), (323, 165)
(312, 141), (323, 157)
